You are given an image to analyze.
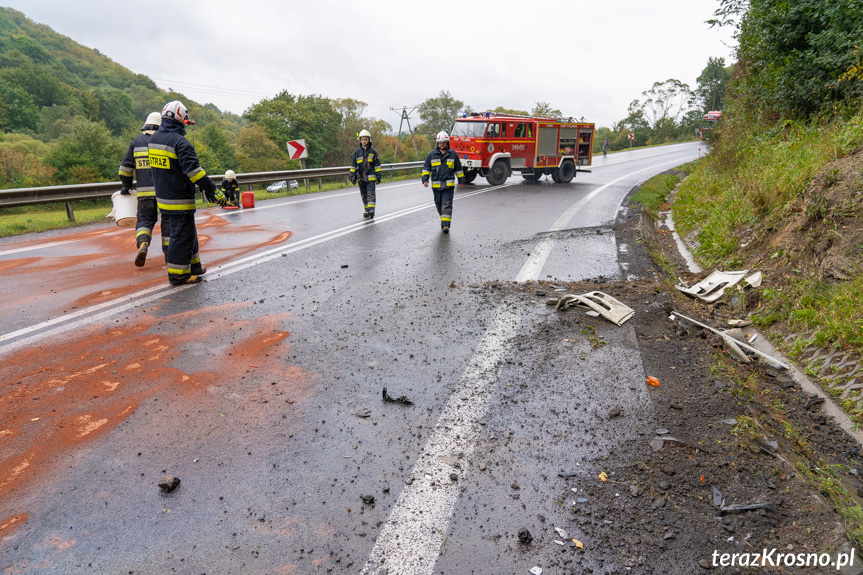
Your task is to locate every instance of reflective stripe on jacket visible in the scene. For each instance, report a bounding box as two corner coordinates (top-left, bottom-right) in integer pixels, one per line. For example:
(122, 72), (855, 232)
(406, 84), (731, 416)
(422, 146), (464, 189)
(148, 118), (216, 212)
(119, 133), (156, 196)
(350, 144), (382, 182)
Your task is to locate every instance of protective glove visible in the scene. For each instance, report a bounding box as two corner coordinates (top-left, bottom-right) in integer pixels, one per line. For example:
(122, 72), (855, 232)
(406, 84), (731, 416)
(350, 177), (357, 185)
(212, 188), (228, 207)
(120, 187), (131, 195)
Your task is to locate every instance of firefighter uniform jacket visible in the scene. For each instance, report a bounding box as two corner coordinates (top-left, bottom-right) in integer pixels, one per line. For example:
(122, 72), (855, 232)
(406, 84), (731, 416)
(220, 178), (240, 200)
(148, 118), (216, 212)
(350, 144), (382, 182)
(422, 146), (464, 189)
(118, 133), (156, 197)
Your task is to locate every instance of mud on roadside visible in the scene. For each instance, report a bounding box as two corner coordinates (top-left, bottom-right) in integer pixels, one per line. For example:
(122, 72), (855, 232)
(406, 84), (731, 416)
(481, 192), (863, 574)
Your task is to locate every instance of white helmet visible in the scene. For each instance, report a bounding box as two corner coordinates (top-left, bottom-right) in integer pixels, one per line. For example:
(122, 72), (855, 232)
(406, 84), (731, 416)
(358, 129), (371, 139)
(435, 130), (449, 143)
(225, 170), (236, 180)
(141, 111), (162, 130)
(162, 100), (194, 125)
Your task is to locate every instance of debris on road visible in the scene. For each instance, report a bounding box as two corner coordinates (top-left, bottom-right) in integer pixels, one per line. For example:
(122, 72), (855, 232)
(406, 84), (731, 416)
(675, 269), (762, 302)
(555, 291), (634, 326)
(518, 529), (533, 544)
(669, 311), (790, 370)
(382, 387), (413, 406)
(649, 434), (710, 453)
(646, 376), (661, 387)
(720, 501), (779, 515)
(360, 495), (375, 507)
(530, 567), (542, 575)
(158, 475), (180, 493)
(354, 408), (371, 418)
(555, 527), (570, 539)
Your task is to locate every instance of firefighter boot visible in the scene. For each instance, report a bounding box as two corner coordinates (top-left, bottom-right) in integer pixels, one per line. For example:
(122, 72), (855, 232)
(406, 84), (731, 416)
(135, 241), (149, 267)
(442, 226), (450, 234)
(368, 209), (375, 220)
(363, 211), (370, 219)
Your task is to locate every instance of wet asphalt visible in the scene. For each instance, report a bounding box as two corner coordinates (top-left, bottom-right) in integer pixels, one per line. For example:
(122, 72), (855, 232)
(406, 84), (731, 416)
(0, 142), (703, 574)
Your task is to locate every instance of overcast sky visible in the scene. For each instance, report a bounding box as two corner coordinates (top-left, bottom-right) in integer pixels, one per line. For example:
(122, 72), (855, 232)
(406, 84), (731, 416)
(3, 0), (736, 129)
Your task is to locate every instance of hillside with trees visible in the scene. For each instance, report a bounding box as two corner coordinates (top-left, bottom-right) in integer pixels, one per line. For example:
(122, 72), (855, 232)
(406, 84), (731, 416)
(0, 5), (727, 193)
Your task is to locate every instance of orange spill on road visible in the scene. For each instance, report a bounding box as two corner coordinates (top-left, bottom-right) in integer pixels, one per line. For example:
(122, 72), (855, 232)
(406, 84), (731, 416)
(0, 299), (306, 541)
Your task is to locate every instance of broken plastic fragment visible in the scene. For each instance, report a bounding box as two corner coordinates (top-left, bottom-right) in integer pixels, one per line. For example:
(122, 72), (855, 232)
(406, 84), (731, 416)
(675, 269), (749, 302)
(555, 527), (569, 539)
(530, 567), (543, 575)
(573, 539), (584, 549)
(646, 376), (661, 387)
(598, 471), (608, 482)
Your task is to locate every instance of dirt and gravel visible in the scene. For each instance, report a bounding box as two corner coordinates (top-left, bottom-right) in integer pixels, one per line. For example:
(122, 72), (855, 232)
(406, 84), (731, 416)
(475, 184), (863, 574)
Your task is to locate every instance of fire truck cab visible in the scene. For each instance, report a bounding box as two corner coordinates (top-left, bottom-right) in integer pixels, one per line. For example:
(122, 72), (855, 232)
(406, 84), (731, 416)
(449, 112), (594, 186)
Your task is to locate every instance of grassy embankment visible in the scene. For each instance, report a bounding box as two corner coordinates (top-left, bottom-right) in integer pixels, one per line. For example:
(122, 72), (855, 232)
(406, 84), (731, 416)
(632, 106), (863, 547)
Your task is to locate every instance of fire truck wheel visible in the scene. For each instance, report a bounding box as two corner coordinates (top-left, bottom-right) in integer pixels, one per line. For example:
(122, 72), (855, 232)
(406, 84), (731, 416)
(463, 169), (478, 184)
(557, 160), (575, 184)
(486, 160), (509, 186)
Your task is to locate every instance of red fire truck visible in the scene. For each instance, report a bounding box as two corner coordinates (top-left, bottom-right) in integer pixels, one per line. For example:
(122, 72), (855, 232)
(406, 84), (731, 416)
(449, 112), (594, 186)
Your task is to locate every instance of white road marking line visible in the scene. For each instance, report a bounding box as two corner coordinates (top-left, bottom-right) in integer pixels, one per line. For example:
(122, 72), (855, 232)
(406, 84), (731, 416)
(360, 303), (521, 575)
(515, 156), (691, 282)
(361, 149), (699, 574)
(0, 184), (511, 356)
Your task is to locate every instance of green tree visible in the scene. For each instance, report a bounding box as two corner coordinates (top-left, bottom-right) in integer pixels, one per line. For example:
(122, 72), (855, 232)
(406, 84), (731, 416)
(715, 0), (863, 118)
(417, 91), (466, 136)
(0, 83), (39, 132)
(492, 106), (530, 116)
(695, 57), (731, 112)
(243, 91), (342, 167)
(530, 101), (562, 117)
(235, 125), (285, 173)
(0, 147), (55, 188)
(192, 123), (236, 173)
(45, 119), (125, 183)
(636, 79), (693, 130)
(92, 87), (135, 135)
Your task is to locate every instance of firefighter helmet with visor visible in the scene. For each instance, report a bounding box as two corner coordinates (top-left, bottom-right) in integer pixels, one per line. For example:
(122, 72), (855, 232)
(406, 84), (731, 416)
(162, 100), (194, 125)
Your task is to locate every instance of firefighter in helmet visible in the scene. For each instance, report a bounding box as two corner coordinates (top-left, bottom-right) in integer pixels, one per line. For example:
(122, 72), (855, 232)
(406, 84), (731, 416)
(119, 111), (166, 267)
(349, 129), (382, 219)
(220, 169), (241, 207)
(422, 131), (464, 233)
(148, 100), (227, 286)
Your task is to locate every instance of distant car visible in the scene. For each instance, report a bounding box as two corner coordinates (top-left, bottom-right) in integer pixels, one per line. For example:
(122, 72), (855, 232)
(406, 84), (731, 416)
(266, 180), (299, 193)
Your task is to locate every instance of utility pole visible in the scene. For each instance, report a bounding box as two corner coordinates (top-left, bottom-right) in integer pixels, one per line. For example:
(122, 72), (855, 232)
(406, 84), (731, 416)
(390, 106), (419, 162)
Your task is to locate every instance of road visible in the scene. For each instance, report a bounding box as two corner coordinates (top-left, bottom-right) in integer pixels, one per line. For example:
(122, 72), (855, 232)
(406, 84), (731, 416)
(0, 142), (703, 574)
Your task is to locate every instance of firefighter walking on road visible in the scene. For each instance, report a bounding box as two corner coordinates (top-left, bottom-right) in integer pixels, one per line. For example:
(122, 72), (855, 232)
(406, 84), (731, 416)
(422, 131), (464, 233)
(119, 111), (164, 267)
(349, 129), (382, 219)
(149, 100), (227, 286)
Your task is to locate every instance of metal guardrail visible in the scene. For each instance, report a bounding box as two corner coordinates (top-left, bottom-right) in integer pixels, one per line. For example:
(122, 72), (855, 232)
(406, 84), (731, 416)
(0, 161), (426, 220)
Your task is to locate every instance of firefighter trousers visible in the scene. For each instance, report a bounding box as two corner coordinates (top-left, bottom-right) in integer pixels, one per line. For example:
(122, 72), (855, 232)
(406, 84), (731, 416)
(433, 187), (454, 227)
(359, 181), (376, 214)
(135, 197), (169, 253)
(161, 211), (204, 285)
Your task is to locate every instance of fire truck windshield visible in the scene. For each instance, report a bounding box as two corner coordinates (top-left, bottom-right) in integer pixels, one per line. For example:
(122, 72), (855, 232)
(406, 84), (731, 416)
(451, 121), (488, 138)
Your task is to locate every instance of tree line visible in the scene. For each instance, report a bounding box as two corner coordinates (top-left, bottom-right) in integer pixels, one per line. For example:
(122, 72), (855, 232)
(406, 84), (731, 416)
(0, 5), (730, 192)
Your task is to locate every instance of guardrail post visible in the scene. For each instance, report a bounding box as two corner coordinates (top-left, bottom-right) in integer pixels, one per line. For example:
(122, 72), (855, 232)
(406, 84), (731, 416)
(317, 177), (323, 190)
(65, 201), (75, 222)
